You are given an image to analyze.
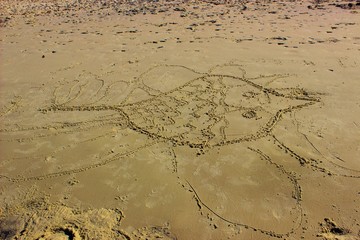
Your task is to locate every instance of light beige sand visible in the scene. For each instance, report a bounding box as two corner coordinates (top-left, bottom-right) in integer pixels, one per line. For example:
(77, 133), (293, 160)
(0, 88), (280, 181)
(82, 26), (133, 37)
(1, 0), (360, 239)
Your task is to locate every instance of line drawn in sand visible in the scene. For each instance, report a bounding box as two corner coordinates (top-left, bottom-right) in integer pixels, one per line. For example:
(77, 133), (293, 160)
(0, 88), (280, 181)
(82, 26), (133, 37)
(1, 62), (359, 238)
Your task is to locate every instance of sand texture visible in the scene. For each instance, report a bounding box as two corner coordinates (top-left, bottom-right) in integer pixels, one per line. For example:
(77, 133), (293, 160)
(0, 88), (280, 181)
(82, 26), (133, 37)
(1, 0), (360, 239)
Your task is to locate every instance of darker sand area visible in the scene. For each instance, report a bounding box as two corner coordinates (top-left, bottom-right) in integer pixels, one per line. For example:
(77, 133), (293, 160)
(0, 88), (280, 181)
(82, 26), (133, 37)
(0, 0), (360, 239)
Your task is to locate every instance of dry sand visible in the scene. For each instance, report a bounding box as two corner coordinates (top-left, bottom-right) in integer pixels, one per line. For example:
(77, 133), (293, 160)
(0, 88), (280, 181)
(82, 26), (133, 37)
(0, 0), (360, 239)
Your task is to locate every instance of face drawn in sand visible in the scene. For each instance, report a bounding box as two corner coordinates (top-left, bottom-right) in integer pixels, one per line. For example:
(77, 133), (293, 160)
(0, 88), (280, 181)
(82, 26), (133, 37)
(1, 63), (359, 239)
(45, 64), (320, 148)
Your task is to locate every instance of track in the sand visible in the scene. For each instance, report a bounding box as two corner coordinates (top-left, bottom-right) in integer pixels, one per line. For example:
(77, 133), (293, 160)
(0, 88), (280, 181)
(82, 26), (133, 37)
(1, 63), (359, 239)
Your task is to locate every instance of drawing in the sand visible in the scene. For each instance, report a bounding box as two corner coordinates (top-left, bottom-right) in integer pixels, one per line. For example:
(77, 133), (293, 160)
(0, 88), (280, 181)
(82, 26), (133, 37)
(1, 63), (359, 239)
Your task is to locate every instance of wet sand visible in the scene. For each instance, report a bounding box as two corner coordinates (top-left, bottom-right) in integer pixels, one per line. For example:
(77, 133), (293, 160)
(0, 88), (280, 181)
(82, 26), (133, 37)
(1, 0), (360, 239)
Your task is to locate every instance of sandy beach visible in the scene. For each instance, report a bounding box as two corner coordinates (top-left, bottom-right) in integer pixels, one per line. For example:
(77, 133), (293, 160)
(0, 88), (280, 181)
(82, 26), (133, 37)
(0, 0), (360, 239)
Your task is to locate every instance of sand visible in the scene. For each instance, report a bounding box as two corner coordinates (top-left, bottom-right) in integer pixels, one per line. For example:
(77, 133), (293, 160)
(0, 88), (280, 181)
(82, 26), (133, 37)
(0, 0), (360, 239)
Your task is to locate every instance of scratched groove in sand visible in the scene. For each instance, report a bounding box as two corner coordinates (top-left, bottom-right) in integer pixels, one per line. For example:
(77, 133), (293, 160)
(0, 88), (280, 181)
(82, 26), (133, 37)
(1, 63), (359, 239)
